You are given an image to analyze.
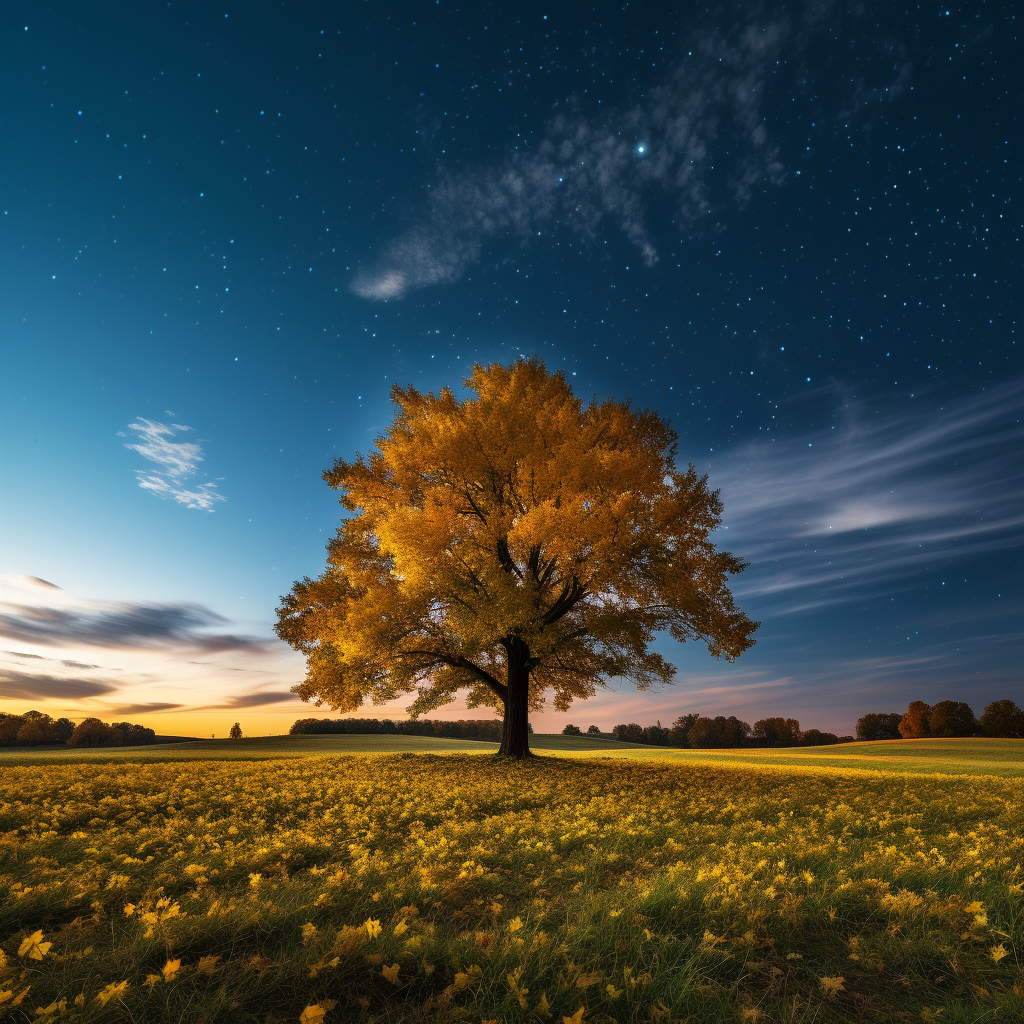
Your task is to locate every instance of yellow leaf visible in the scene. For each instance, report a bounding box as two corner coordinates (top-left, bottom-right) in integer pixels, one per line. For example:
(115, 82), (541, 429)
(144, 974), (161, 990)
(508, 915), (524, 933)
(452, 972), (471, 992)
(576, 970), (603, 988)
(196, 954), (221, 975)
(563, 1008), (585, 1024)
(123, 903), (136, 916)
(298, 1005), (327, 1024)
(393, 918), (409, 936)
(94, 981), (129, 1006)
(605, 983), (623, 999)
(381, 962), (401, 985)
(18, 931), (51, 960)
(989, 943), (1009, 963)
(161, 958), (181, 981)
(301, 922), (318, 944)
(537, 991), (552, 1015)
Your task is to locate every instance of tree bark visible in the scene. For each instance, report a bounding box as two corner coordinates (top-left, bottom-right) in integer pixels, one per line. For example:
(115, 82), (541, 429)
(497, 636), (532, 757)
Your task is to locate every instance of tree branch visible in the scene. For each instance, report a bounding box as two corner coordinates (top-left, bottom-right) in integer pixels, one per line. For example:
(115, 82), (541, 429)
(542, 577), (587, 626)
(404, 649), (508, 703)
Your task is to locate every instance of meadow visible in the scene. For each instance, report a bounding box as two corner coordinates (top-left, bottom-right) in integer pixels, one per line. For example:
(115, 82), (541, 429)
(1, 742), (1021, 1023)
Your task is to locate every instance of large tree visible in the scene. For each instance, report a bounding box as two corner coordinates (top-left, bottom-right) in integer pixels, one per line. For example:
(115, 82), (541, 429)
(276, 359), (758, 757)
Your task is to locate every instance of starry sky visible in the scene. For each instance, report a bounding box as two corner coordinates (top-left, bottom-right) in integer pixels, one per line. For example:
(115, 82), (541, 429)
(1, 2), (1020, 738)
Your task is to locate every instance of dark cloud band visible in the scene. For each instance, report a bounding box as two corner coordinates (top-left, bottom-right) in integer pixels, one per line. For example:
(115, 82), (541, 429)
(0, 669), (117, 701)
(0, 601), (269, 654)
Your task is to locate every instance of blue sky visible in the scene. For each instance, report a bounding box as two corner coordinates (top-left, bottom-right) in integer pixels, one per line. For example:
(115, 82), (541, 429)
(1, 2), (1020, 736)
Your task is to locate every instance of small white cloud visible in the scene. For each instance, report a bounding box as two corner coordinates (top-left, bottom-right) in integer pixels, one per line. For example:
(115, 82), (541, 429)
(125, 418), (225, 511)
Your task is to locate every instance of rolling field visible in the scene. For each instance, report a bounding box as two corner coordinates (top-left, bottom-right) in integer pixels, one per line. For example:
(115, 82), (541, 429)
(2, 734), (1020, 776)
(0, 732), (649, 766)
(0, 742), (1021, 1022)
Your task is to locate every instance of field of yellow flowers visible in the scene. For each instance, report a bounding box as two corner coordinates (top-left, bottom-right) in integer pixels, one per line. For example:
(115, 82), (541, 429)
(1, 755), (1021, 1022)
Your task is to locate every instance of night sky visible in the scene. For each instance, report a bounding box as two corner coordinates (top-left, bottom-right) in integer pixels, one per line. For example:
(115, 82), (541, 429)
(1, 2), (1020, 737)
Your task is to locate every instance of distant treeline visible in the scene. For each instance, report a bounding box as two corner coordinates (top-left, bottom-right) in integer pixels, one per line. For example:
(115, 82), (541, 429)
(857, 699), (1024, 740)
(0, 711), (157, 747)
(290, 718), (531, 741)
(565, 715), (849, 749)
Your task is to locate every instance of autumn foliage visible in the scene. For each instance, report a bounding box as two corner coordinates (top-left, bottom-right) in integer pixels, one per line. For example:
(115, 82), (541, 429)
(277, 359), (757, 756)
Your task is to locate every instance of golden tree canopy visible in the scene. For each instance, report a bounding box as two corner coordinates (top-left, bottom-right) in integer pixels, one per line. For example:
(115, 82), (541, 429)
(277, 359), (757, 732)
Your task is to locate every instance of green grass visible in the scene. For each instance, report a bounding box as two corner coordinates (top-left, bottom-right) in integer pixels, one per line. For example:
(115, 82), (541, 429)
(591, 737), (1024, 777)
(2, 733), (1019, 775)
(0, 731), (649, 765)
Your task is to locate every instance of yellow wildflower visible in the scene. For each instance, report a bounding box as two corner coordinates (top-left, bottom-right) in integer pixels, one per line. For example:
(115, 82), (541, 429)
(819, 976), (846, 997)
(123, 903), (136, 916)
(563, 1008), (585, 1024)
(161, 958), (181, 981)
(507, 915), (524, 933)
(364, 918), (382, 938)
(393, 918), (409, 936)
(990, 943), (1009, 963)
(94, 981), (129, 1006)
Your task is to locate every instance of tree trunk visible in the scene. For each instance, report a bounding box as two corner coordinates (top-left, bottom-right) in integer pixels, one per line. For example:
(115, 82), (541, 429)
(497, 636), (532, 757)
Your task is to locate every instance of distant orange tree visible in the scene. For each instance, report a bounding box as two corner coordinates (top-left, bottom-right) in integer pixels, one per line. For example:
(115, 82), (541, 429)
(276, 359), (758, 757)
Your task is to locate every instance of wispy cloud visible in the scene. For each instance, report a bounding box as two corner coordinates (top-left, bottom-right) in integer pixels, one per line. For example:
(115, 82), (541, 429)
(0, 577), (304, 721)
(352, 7), (908, 300)
(125, 418), (225, 511)
(0, 669), (117, 701)
(0, 578), (268, 655)
(193, 690), (299, 711)
(105, 702), (185, 716)
(713, 379), (1024, 611)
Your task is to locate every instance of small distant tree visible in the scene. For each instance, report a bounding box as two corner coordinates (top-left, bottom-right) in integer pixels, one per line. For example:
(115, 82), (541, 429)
(587, 725), (601, 736)
(53, 717), (75, 743)
(856, 712), (903, 742)
(689, 715), (750, 748)
(799, 729), (839, 746)
(275, 359), (758, 758)
(0, 713), (23, 746)
(612, 723), (645, 743)
(978, 699), (1024, 738)
(562, 724), (582, 735)
(668, 713), (700, 747)
(752, 717), (801, 747)
(17, 713), (56, 746)
(899, 701), (932, 739)
(642, 722), (670, 745)
(927, 701), (977, 738)
(229, 722), (243, 739)
(67, 718), (113, 747)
